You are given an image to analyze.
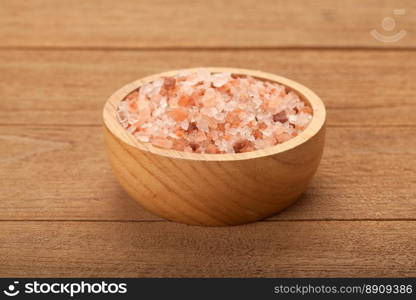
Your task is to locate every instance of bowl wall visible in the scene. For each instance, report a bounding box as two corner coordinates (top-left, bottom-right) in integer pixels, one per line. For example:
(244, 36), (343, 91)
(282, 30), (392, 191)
(103, 68), (326, 226)
(104, 125), (325, 226)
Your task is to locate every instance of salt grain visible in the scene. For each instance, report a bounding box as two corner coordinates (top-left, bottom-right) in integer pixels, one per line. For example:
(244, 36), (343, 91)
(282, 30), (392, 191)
(117, 69), (312, 153)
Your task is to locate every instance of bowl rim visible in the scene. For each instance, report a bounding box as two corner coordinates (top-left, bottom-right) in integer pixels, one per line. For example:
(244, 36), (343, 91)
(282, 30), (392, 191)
(103, 67), (326, 161)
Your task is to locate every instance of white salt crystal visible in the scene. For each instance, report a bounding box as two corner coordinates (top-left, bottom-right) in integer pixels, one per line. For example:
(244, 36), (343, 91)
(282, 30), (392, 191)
(134, 133), (150, 143)
(196, 68), (211, 83)
(288, 115), (298, 123)
(247, 135), (255, 142)
(196, 118), (209, 132)
(212, 72), (230, 87)
(180, 120), (189, 130)
(116, 110), (127, 123)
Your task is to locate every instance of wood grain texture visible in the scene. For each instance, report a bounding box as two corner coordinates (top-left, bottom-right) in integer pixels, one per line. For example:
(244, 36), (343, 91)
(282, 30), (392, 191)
(103, 68), (326, 225)
(1, 49), (415, 126)
(0, 0), (414, 48)
(0, 221), (415, 277)
(1, 126), (414, 221)
(1, 0), (415, 277)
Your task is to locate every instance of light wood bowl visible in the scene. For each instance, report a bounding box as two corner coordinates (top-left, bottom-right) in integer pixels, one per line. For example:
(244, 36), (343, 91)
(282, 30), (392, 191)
(103, 68), (326, 226)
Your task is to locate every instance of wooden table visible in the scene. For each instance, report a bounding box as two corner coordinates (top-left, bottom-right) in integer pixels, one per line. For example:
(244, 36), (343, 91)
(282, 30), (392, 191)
(0, 0), (415, 277)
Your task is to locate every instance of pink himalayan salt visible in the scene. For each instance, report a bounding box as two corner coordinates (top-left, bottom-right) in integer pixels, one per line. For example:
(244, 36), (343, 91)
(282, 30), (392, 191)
(116, 69), (313, 154)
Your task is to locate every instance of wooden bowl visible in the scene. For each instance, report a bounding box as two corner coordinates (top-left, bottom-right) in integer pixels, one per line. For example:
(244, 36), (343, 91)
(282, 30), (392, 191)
(103, 68), (326, 226)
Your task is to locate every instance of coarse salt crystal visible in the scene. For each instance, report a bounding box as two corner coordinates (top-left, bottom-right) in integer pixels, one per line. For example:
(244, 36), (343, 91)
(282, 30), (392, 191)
(288, 115), (298, 123)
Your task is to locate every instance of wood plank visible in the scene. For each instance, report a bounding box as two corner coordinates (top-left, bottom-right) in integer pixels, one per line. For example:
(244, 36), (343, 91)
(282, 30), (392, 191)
(0, 49), (415, 126)
(0, 221), (414, 277)
(1, 126), (415, 221)
(0, 0), (414, 48)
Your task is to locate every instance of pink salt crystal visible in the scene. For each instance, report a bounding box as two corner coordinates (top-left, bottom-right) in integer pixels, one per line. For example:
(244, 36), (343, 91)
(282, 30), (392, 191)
(206, 144), (220, 154)
(273, 111), (288, 123)
(172, 138), (187, 151)
(184, 146), (193, 153)
(151, 137), (173, 149)
(178, 94), (192, 107)
(276, 133), (292, 143)
(301, 106), (313, 114)
(233, 140), (252, 153)
(117, 69), (312, 154)
(126, 90), (139, 100)
(169, 109), (188, 121)
(164, 77), (176, 89)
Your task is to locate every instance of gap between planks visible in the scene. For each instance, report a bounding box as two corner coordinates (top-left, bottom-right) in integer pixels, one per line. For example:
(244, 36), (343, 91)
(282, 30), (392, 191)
(0, 219), (415, 223)
(1, 46), (416, 52)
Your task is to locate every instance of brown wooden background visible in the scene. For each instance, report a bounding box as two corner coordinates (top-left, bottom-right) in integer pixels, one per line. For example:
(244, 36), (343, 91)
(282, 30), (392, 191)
(0, 0), (415, 277)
